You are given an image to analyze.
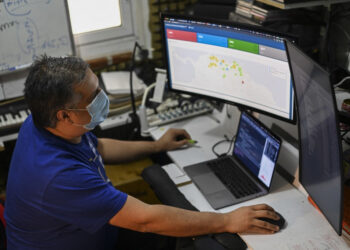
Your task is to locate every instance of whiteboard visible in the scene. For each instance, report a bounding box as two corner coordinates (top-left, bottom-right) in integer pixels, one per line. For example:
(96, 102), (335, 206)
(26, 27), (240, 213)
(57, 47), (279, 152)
(0, 0), (75, 75)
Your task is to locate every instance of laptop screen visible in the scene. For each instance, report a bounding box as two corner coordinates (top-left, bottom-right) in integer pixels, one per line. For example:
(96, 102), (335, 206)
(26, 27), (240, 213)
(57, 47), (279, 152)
(233, 112), (281, 188)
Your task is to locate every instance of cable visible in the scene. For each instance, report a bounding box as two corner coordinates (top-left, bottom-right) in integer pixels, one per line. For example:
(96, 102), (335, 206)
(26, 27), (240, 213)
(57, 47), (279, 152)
(141, 83), (156, 106)
(128, 41), (145, 138)
(225, 134), (236, 156)
(129, 41), (143, 118)
(211, 134), (236, 158)
(211, 138), (229, 157)
(334, 76), (350, 88)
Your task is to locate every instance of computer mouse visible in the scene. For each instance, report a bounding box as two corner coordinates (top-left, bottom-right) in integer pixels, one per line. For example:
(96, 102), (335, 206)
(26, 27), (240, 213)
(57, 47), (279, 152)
(258, 211), (286, 230)
(213, 233), (247, 250)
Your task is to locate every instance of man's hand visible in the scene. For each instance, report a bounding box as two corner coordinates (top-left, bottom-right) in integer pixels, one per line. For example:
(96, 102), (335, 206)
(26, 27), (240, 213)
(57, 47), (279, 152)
(155, 128), (191, 152)
(110, 197), (280, 237)
(225, 204), (280, 234)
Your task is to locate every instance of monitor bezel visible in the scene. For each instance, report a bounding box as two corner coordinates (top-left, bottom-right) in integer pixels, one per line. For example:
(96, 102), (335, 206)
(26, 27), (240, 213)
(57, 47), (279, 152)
(161, 12), (297, 124)
(284, 38), (344, 235)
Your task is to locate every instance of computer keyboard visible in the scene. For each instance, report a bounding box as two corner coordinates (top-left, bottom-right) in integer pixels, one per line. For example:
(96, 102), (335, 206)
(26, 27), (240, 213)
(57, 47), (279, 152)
(99, 100), (214, 131)
(208, 157), (259, 199)
(147, 101), (213, 127)
(0, 99), (30, 136)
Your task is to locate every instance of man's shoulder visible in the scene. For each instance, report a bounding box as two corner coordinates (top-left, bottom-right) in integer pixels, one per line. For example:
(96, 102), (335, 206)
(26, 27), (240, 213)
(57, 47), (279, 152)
(9, 129), (89, 192)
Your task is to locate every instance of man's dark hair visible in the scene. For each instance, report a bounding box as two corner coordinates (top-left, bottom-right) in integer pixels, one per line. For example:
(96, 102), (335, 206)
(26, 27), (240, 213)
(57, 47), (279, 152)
(24, 55), (89, 128)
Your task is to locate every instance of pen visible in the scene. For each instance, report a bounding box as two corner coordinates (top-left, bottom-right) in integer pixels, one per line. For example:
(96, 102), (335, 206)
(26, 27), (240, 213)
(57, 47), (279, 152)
(187, 139), (198, 144)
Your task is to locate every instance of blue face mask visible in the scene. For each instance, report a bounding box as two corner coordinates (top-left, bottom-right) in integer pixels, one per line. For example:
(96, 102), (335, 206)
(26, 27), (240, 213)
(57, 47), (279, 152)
(84, 89), (110, 130)
(69, 89), (110, 130)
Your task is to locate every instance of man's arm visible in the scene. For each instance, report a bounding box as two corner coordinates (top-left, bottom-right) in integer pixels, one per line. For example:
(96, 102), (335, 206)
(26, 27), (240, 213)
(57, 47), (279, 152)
(109, 196), (280, 236)
(97, 128), (191, 163)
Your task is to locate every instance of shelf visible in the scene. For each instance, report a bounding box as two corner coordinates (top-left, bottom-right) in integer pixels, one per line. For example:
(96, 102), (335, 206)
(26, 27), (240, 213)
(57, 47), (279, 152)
(256, 0), (350, 9)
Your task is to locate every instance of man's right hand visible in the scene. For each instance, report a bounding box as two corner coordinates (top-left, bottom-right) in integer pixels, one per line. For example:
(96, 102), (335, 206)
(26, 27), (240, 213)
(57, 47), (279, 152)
(225, 204), (280, 234)
(110, 196), (280, 237)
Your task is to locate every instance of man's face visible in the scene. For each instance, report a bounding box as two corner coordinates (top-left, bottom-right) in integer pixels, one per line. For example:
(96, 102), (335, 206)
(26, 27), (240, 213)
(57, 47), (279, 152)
(66, 68), (101, 130)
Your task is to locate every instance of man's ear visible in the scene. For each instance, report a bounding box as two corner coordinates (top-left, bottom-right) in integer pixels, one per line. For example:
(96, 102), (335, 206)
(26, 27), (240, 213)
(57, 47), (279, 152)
(56, 110), (70, 122)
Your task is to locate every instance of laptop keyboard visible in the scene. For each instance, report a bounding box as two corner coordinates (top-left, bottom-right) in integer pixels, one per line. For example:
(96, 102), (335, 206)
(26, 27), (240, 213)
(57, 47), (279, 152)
(207, 157), (260, 199)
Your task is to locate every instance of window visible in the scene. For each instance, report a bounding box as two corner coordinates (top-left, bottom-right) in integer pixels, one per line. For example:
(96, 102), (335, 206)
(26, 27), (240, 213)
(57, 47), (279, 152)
(67, 0), (147, 60)
(68, 0), (122, 34)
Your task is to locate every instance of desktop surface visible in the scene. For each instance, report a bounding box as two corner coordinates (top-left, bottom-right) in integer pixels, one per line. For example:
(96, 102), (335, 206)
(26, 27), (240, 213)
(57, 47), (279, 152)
(149, 111), (350, 249)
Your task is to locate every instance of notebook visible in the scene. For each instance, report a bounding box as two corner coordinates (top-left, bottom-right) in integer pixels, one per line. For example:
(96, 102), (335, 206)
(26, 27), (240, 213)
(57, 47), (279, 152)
(184, 112), (282, 209)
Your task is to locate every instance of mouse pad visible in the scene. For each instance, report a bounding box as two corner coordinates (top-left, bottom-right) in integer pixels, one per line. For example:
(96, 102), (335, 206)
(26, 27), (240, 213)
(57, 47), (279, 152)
(142, 165), (247, 250)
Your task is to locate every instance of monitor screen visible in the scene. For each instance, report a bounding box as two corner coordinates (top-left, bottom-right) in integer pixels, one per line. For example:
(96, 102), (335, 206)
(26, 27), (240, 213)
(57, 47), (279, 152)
(285, 39), (343, 235)
(234, 112), (281, 188)
(161, 13), (295, 123)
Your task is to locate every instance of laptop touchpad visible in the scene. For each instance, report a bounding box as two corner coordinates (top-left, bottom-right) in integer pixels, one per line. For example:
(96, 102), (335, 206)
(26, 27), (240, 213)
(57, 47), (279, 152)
(193, 173), (226, 194)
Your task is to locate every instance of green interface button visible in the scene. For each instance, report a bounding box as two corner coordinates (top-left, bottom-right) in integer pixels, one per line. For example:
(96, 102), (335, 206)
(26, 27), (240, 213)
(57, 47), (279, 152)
(228, 38), (259, 54)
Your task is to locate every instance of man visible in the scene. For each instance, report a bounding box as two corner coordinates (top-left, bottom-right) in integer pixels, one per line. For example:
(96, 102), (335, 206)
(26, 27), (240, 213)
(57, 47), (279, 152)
(5, 56), (280, 249)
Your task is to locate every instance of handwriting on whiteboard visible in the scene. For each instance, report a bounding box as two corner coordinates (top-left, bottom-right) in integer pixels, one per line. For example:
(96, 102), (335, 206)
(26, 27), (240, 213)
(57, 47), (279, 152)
(3, 0), (52, 17)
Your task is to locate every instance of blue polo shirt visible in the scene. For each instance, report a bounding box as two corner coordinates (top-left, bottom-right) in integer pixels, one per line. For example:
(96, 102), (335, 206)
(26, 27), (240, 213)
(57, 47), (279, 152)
(5, 115), (128, 250)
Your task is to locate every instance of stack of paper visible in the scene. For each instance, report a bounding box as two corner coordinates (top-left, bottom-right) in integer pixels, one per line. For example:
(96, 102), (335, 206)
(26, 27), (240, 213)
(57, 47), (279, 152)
(162, 163), (191, 186)
(101, 71), (145, 96)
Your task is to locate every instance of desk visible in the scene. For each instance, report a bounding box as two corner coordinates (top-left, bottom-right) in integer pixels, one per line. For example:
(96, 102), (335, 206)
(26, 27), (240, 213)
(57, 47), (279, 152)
(149, 110), (350, 249)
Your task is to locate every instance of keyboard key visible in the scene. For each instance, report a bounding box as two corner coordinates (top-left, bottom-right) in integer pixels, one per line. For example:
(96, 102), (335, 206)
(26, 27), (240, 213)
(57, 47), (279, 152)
(0, 115), (4, 127)
(19, 110), (28, 122)
(208, 158), (260, 199)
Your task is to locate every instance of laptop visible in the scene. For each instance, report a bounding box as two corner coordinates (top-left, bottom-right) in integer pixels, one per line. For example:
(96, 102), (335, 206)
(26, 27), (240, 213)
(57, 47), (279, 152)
(184, 111), (282, 209)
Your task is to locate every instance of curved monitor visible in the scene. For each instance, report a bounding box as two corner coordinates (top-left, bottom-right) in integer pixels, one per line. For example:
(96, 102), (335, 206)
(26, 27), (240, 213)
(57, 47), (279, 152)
(161, 13), (295, 123)
(285, 39), (343, 235)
